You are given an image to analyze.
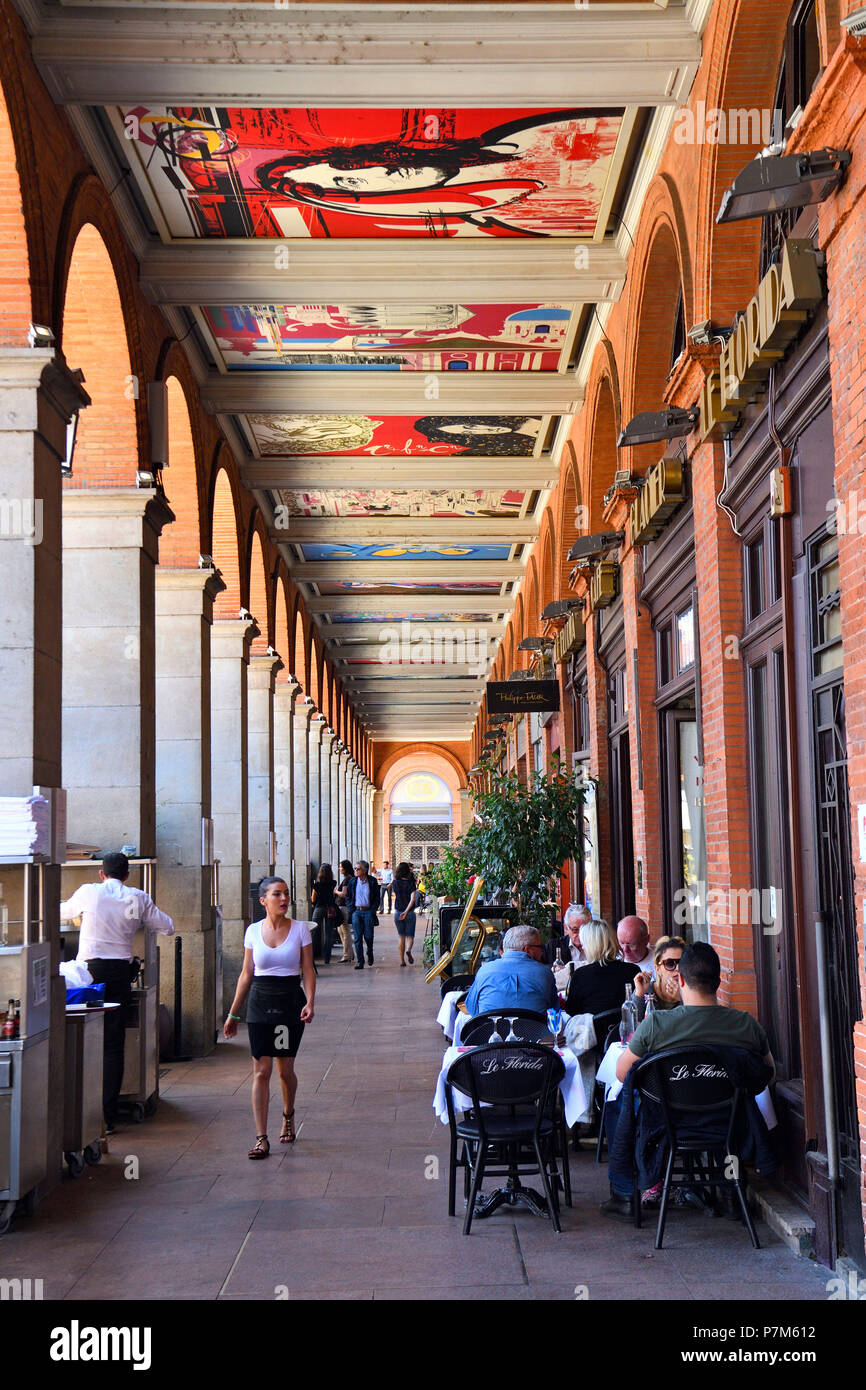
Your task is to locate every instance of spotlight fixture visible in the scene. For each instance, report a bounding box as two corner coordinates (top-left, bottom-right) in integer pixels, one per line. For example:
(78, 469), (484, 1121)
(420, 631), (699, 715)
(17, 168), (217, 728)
(198, 553), (215, 569)
(567, 531), (623, 564)
(507, 669), (534, 681)
(518, 637), (553, 652)
(842, 5), (866, 35)
(28, 324), (54, 349)
(239, 607), (254, 622)
(541, 598), (583, 621)
(716, 148), (850, 225)
(303, 695), (314, 706)
(136, 469), (156, 488)
(617, 408), (699, 449)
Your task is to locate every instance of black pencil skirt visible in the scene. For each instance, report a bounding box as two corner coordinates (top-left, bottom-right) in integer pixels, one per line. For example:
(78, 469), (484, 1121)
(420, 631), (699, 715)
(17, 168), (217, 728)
(246, 976), (306, 1059)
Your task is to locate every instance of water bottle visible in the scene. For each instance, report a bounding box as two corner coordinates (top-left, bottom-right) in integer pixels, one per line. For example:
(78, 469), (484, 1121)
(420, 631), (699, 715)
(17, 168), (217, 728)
(619, 983), (635, 1044)
(553, 947), (564, 974)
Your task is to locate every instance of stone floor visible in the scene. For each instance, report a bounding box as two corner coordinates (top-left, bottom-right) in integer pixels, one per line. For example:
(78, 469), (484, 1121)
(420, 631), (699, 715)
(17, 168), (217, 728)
(3, 947), (835, 1300)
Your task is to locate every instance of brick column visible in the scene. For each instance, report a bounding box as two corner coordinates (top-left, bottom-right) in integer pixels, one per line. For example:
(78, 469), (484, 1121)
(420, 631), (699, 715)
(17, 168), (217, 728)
(691, 437), (756, 1011)
(210, 616), (257, 1011)
(0, 349), (88, 1198)
(154, 565), (225, 1055)
(62, 488), (174, 854)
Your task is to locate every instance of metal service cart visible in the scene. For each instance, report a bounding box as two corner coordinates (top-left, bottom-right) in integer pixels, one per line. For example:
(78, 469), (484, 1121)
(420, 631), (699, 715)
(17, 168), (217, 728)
(0, 858), (51, 1236)
(62, 1003), (114, 1177)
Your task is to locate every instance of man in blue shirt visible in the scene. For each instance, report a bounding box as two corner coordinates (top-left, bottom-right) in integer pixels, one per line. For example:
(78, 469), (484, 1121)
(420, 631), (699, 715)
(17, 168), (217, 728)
(464, 925), (559, 1017)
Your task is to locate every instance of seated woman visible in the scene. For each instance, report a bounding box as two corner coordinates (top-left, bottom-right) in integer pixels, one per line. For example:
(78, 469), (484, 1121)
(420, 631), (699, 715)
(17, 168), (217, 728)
(633, 935), (686, 1019)
(563, 919), (638, 1018)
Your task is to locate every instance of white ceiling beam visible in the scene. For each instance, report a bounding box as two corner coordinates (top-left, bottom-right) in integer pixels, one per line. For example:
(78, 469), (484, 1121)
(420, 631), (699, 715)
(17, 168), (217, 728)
(335, 656), (490, 671)
(140, 240), (625, 305)
(28, 8), (701, 107)
(243, 459), (556, 490)
(343, 678), (482, 694)
(306, 594), (514, 615)
(322, 621), (505, 641)
(271, 518), (537, 545)
(290, 559), (523, 580)
(202, 373), (580, 415)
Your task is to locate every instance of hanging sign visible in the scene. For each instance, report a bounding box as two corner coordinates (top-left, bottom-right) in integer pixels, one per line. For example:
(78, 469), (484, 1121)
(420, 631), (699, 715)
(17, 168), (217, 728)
(699, 238), (822, 440)
(487, 681), (560, 714)
(629, 458), (686, 546)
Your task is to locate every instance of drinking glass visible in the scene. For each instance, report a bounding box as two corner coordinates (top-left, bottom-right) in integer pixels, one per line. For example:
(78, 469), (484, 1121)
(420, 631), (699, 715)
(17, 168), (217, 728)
(488, 1015), (504, 1044)
(504, 1016), (519, 1042)
(546, 1007), (563, 1045)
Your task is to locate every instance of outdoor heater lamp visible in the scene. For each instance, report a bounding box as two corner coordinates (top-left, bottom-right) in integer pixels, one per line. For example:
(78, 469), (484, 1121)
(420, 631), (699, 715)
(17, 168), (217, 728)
(567, 531), (623, 563)
(617, 408), (699, 449)
(716, 148), (851, 225)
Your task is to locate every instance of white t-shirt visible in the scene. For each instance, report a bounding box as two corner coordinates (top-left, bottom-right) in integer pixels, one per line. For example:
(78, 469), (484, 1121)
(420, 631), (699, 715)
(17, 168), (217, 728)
(244, 919), (312, 977)
(59, 878), (174, 961)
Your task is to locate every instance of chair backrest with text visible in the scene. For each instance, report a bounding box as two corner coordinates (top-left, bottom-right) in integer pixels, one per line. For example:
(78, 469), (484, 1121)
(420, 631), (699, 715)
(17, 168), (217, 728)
(446, 1042), (564, 1129)
(632, 1046), (744, 1152)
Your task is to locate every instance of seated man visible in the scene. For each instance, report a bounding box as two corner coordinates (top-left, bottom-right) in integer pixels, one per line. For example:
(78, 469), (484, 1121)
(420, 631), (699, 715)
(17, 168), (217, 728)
(544, 903), (591, 982)
(602, 941), (775, 1217)
(616, 915), (655, 974)
(464, 924), (559, 1019)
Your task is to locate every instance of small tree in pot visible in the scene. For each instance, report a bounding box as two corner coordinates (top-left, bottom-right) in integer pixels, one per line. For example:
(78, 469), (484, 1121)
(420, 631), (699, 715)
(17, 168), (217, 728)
(459, 757), (593, 939)
(425, 844), (469, 904)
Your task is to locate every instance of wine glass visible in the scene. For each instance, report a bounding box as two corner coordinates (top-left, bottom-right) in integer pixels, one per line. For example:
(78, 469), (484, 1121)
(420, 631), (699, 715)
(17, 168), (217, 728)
(504, 1016), (519, 1042)
(488, 1015), (504, 1044)
(546, 1007), (563, 1045)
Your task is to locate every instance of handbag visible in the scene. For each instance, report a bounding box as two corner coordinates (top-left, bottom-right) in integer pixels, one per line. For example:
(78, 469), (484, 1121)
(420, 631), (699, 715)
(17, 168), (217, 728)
(326, 904), (338, 921)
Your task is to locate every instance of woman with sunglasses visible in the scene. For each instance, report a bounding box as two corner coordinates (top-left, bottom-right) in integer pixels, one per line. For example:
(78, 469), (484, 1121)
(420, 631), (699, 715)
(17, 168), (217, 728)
(633, 935), (687, 1018)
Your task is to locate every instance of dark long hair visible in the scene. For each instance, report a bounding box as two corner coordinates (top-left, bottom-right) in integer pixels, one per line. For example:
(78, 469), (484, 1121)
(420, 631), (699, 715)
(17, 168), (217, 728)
(394, 861), (414, 881)
(317, 863), (335, 886)
(413, 416), (538, 457)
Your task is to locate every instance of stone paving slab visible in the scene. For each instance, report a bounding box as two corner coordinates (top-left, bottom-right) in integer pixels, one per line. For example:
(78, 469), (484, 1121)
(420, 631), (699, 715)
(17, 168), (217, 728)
(4, 956), (837, 1301)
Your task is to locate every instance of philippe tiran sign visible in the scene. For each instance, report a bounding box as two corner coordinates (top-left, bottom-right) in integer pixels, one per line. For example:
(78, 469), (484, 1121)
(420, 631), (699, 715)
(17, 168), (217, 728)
(699, 238), (822, 439)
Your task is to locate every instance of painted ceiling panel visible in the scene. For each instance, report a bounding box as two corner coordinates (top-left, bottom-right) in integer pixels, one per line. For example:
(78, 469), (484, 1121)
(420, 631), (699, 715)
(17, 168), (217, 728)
(202, 303), (572, 371)
(277, 488), (526, 517)
(117, 107), (624, 240)
(249, 414), (543, 456)
(299, 543), (511, 561)
(313, 581), (505, 594)
(327, 612), (494, 622)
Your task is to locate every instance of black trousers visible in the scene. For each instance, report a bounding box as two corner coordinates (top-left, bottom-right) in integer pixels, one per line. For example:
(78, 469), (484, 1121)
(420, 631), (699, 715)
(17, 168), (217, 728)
(86, 958), (132, 1123)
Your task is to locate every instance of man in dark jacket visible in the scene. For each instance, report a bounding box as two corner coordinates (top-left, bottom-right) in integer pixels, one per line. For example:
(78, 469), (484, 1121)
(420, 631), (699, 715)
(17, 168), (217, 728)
(346, 860), (381, 969)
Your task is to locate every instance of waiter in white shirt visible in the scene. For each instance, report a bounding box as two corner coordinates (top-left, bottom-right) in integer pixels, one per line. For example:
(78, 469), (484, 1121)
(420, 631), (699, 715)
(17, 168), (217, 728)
(60, 851), (174, 1131)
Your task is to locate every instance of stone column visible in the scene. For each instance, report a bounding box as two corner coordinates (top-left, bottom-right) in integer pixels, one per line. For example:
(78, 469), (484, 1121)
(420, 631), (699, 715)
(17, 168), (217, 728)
(62, 488), (174, 855)
(0, 349), (88, 1199)
(348, 763), (359, 860)
(329, 738), (340, 866)
(292, 699), (314, 918)
(307, 717), (325, 873)
(247, 651), (282, 890)
(318, 728), (336, 865)
(372, 788), (385, 867)
(154, 565), (225, 1056)
(210, 616), (257, 1011)
(459, 787), (474, 839)
(273, 678), (301, 907)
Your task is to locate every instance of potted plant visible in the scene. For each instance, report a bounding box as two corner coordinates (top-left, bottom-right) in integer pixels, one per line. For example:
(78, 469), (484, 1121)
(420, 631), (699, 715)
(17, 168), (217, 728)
(426, 845), (468, 905)
(458, 756), (593, 940)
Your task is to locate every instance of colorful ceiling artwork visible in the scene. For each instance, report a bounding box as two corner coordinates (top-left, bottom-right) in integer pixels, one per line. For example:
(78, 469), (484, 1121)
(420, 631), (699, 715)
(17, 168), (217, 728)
(116, 107), (624, 239)
(314, 581), (505, 594)
(327, 612), (493, 622)
(249, 414), (544, 457)
(202, 303), (573, 368)
(278, 488), (526, 518)
(300, 543), (511, 562)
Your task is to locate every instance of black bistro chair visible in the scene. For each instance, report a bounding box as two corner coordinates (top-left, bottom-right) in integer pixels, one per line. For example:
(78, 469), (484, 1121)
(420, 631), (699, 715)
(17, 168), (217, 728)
(445, 1042), (566, 1235)
(592, 1008), (624, 1162)
(630, 1045), (762, 1250)
(458, 1010), (572, 1210)
(440, 972), (474, 1001)
(460, 1009), (549, 1045)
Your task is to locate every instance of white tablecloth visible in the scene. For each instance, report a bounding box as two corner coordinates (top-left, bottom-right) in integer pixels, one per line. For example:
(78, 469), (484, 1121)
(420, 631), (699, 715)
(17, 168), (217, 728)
(595, 1040), (778, 1129)
(436, 992), (461, 1039)
(434, 1043), (588, 1129)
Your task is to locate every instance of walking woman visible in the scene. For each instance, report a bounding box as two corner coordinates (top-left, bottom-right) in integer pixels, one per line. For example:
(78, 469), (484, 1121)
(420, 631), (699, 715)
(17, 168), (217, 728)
(393, 861), (419, 967)
(223, 876), (315, 1158)
(311, 862), (338, 964)
(334, 858), (355, 963)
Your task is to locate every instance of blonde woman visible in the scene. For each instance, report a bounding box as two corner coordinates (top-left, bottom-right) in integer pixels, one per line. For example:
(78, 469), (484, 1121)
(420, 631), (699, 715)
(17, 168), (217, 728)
(633, 935), (686, 1017)
(564, 918), (639, 1017)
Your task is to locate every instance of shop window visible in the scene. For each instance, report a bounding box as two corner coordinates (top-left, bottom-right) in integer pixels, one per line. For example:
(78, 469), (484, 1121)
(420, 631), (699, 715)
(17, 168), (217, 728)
(669, 290), (685, 375)
(760, 0), (822, 274)
(676, 607), (695, 671)
(657, 624), (673, 688)
(810, 531), (842, 674)
(747, 538), (765, 620)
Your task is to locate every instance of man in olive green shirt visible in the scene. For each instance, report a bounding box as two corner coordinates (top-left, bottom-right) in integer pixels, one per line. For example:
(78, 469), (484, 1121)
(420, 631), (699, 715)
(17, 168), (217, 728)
(615, 941), (775, 1083)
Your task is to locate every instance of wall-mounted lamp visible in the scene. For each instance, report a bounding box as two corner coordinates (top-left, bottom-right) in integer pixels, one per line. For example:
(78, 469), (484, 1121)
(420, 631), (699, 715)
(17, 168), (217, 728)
(716, 148), (850, 225)
(617, 408), (699, 449)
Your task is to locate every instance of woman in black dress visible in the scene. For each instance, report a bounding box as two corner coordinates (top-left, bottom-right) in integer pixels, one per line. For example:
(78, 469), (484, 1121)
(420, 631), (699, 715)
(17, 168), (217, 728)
(334, 858), (355, 962)
(392, 861), (419, 967)
(564, 918), (638, 1017)
(311, 862), (338, 964)
(224, 877), (315, 1157)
